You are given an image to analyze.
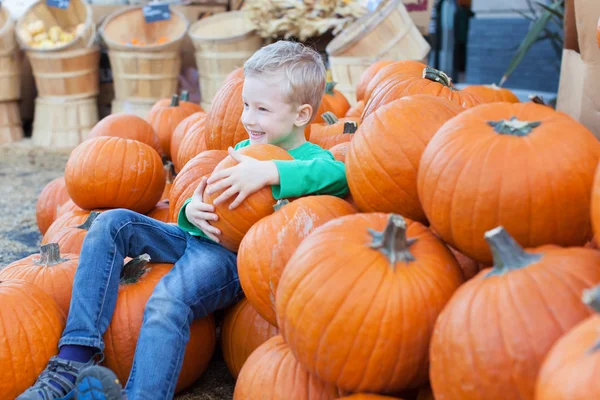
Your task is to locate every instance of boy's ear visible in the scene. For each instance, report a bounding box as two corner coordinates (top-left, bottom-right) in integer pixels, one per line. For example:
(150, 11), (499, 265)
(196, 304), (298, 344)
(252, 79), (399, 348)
(295, 104), (313, 127)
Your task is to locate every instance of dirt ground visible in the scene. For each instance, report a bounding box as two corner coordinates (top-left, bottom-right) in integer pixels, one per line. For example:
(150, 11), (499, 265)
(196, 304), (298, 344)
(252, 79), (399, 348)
(0, 140), (235, 399)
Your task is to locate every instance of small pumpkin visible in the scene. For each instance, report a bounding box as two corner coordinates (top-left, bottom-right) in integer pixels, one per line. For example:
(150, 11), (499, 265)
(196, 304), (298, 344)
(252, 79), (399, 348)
(308, 112), (360, 149)
(0, 243), (78, 317)
(170, 111), (206, 164)
(345, 100), (365, 118)
(205, 77), (248, 150)
(313, 82), (351, 124)
(146, 199), (170, 222)
(65, 136), (166, 214)
(355, 60), (395, 102)
(87, 113), (162, 155)
(103, 255), (216, 394)
(276, 213), (464, 393)
(149, 91), (204, 115)
(174, 113), (209, 173)
(42, 211), (101, 254)
(238, 196), (356, 327)
(221, 298), (279, 378)
(462, 83), (520, 103)
(429, 227), (600, 400)
(203, 144), (294, 252)
(363, 60), (427, 102)
(36, 176), (71, 235)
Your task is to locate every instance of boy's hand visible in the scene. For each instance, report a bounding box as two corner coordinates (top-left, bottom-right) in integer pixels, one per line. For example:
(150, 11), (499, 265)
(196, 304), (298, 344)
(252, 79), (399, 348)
(206, 147), (279, 210)
(185, 177), (221, 242)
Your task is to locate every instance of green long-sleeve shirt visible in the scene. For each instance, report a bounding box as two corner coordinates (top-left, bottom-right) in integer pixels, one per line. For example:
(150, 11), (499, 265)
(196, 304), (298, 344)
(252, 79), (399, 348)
(177, 139), (349, 240)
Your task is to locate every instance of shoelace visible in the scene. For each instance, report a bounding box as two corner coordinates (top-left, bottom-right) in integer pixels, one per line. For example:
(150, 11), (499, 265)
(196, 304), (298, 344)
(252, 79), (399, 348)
(30, 358), (77, 399)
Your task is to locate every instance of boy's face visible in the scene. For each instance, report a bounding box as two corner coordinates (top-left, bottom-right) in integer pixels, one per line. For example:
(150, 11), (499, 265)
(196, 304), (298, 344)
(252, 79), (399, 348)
(241, 71), (311, 149)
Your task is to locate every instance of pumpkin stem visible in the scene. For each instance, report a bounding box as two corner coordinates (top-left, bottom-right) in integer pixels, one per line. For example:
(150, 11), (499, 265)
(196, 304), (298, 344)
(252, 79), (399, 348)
(343, 121), (358, 134)
(423, 66), (453, 88)
(369, 214), (417, 266)
(484, 226), (541, 277)
(76, 211), (101, 231)
(325, 81), (337, 95)
(487, 117), (541, 136)
(582, 284), (600, 354)
(529, 95), (547, 106)
(170, 94), (180, 107)
(36, 243), (69, 266)
(322, 112), (338, 125)
(180, 90), (189, 101)
(273, 199), (289, 212)
(120, 254), (151, 284)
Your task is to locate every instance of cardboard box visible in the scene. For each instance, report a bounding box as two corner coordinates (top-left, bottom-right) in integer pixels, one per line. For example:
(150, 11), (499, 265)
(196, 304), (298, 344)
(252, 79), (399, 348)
(556, 0), (600, 139)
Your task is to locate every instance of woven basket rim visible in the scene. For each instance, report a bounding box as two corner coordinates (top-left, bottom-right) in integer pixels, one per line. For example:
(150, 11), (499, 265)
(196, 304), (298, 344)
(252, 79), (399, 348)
(0, 8), (15, 40)
(188, 10), (258, 43)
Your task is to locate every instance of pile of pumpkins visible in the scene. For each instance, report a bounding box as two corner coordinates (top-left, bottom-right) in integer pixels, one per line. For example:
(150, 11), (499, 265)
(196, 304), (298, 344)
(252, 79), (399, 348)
(1, 57), (600, 400)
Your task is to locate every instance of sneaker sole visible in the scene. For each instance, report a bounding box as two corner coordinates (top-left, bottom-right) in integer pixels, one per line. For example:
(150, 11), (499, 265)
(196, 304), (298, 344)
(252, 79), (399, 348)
(75, 369), (123, 400)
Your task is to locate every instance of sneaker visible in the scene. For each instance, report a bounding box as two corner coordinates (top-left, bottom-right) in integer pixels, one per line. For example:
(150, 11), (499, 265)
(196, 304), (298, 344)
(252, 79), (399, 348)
(16, 356), (96, 400)
(75, 365), (127, 400)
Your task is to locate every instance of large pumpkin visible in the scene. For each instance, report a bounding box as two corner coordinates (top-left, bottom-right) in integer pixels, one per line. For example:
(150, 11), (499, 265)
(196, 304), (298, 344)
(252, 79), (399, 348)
(363, 60), (427, 102)
(221, 298), (279, 378)
(36, 176), (71, 235)
(535, 284), (600, 400)
(313, 82), (351, 124)
(174, 113), (209, 173)
(418, 102), (600, 264)
(168, 150), (227, 222)
(308, 112), (359, 149)
(87, 113), (162, 156)
(355, 60), (395, 102)
(0, 280), (65, 399)
(64, 136), (166, 214)
(238, 196), (356, 326)
(276, 213), (464, 393)
(462, 84), (520, 103)
(429, 226), (600, 400)
(147, 94), (197, 160)
(203, 144), (294, 252)
(103, 255), (216, 394)
(0, 243), (78, 317)
(205, 77), (248, 150)
(170, 111), (206, 165)
(362, 67), (483, 120)
(233, 335), (340, 400)
(42, 211), (101, 254)
(346, 95), (462, 223)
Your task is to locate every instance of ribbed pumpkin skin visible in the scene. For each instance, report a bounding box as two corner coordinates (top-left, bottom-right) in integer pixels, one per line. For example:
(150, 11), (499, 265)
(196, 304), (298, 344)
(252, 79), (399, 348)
(170, 112), (206, 165)
(276, 213), (464, 394)
(345, 100), (365, 118)
(103, 260), (216, 394)
(41, 212), (100, 254)
(417, 102), (600, 264)
(36, 176), (71, 235)
(149, 97), (204, 115)
(308, 117), (360, 149)
(147, 100), (197, 160)
(363, 60), (427, 102)
(204, 144), (294, 252)
(313, 85), (351, 124)
(205, 77), (248, 150)
(430, 246), (600, 400)
(346, 95), (462, 223)
(168, 150), (227, 222)
(355, 60), (395, 101)
(462, 84), (520, 103)
(589, 163), (600, 242)
(56, 199), (84, 218)
(0, 280), (65, 399)
(43, 210), (93, 244)
(64, 137), (166, 214)
(535, 315), (600, 400)
(175, 113), (209, 173)
(146, 199), (170, 222)
(234, 335), (340, 400)
(221, 298), (279, 378)
(87, 113), (163, 155)
(0, 245), (78, 317)
(238, 196), (356, 327)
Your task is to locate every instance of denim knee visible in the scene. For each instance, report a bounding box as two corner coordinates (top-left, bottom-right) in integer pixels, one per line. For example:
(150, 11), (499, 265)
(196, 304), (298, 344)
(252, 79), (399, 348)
(92, 208), (138, 233)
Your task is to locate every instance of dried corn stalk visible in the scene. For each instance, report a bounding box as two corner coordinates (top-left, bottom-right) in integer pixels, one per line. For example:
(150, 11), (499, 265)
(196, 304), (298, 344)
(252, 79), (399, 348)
(243, 0), (368, 41)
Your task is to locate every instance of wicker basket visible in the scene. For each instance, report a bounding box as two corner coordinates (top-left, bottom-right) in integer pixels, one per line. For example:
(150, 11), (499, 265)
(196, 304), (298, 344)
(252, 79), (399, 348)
(0, 8), (21, 102)
(0, 101), (24, 145)
(325, 0), (431, 104)
(188, 10), (261, 110)
(99, 5), (189, 102)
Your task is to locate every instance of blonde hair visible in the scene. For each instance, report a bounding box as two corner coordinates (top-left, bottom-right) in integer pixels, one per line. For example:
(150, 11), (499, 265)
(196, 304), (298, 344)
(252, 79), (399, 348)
(244, 40), (326, 121)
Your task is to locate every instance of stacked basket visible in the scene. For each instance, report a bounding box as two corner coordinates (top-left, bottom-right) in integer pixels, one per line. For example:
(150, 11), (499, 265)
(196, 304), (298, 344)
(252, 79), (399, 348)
(16, 0), (100, 149)
(0, 7), (24, 145)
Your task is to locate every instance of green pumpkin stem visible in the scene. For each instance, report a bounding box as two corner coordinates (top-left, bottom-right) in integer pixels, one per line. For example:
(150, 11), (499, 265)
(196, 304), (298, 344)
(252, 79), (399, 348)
(170, 94), (180, 107)
(273, 199), (289, 212)
(488, 116), (541, 136)
(343, 121), (358, 134)
(423, 66), (453, 88)
(76, 211), (101, 231)
(322, 112), (338, 125)
(120, 254), (151, 284)
(36, 243), (69, 266)
(582, 284), (600, 353)
(484, 226), (541, 277)
(325, 81), (337, 95)
(180, 90), (189, 101)
(369, 214), (416, 266)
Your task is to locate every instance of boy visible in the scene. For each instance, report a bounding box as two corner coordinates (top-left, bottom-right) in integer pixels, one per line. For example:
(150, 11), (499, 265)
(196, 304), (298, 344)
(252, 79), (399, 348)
(17, 40), (348, 400)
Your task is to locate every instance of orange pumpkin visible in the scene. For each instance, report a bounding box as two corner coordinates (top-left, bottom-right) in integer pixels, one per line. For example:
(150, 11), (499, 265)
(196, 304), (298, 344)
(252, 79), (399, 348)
(276, 213), (464, 393)
(355, 60), (395, 102)
(205, 77), (248, 150)
(329, 142), (349, 162)
(87, 113), (162, 156)
(597, 16), (600, 48)
(429, 227), (600, 400)
(418, 102), (600, 264)
(147, 94), (197, 160)
(42, 211), (101, 254)
(363, 60), (427, 102)
(43, 210), (96, 244)
(36, 176), (71, 235)
(309, 112), (360, 149)
(168, 150), (227, 222)
(535, 284), (600, 400)
(149, 91), (204, 115)
(160, 162), (174, 202)
(221, 298), (279, 378)
(204, 144), (294, 252)
(347, 95), (462, 223)
(345, 100), (365, 118)
(170, 111), (206, 164)
(363, 67), (483, 120)
(337, 395), (403, 400)
(313, 82), (351, 124)
(146, 199), (170, 222)
(462, 83), (520, 103)
(225, 67), (245, 82)
(238, 196), (356, 327)
(103, 255), (216, 394)
(0, 243), (78, 317)
(0, 280), (65, 399)
(65, 137), (166, 214)
(233, 335), (341, 400)
(56, 199), (84, 218)
(174, 113), (209, 173)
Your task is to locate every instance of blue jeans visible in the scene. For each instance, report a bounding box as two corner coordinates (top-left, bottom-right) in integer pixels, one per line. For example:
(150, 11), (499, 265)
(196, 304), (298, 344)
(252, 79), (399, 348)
(59, 209), (241, 399)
